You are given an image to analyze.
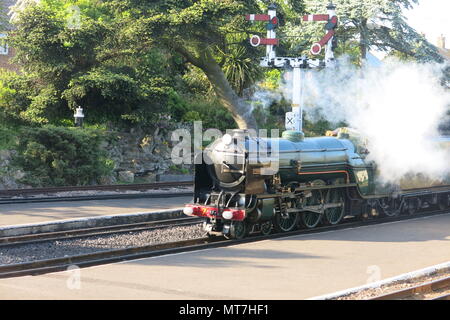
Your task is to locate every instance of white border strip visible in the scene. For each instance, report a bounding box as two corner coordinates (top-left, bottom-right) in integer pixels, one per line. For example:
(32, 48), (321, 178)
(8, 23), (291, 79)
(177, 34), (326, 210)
(308, 261), (450, 300)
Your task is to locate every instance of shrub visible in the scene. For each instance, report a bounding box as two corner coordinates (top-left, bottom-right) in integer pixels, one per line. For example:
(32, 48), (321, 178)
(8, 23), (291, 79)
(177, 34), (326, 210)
(14, 126), (114, 187)
(0, 126), (20, 150)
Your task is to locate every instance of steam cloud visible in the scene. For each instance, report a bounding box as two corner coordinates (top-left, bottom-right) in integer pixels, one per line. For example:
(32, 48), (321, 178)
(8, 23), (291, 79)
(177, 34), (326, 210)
(284, 57), (450, 183)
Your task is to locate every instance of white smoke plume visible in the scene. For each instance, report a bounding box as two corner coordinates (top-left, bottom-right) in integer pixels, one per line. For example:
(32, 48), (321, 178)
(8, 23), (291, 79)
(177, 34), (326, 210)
(285, 57), (450, 183)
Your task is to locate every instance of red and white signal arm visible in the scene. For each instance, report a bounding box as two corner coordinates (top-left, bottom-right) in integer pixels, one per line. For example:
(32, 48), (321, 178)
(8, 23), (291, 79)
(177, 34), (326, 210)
(310, 43), (322, 55)
(246, 14), (278, 25)
(250, 35), (279, 47)
(250, 35), (261, 47)
(303, 14), (338, 55)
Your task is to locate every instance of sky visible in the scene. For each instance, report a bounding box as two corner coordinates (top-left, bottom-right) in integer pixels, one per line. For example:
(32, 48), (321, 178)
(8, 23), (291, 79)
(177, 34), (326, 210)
(404, 0), (449, 48)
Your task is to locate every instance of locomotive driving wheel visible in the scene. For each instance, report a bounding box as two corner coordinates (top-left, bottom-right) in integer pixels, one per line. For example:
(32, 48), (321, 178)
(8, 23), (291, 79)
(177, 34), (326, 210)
(437, 194), (449, 211)
(273, 199), (299, 233)
(380, 198), (400, 217)
(324, 189), (345, 225)
(405, 197), (421, 215)
(300, 180), (325, 229)
(301, 190), (323, 228)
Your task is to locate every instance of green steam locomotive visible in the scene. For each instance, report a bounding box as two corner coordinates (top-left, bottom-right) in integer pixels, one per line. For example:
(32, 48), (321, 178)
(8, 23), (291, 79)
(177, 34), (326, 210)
(183, 128), (450, 239)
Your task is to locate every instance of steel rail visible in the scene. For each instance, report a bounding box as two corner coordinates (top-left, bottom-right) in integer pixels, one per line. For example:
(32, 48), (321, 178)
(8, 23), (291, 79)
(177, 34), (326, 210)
(0, 208), (448, 279)
(431, 293), (450, 300)
(0, 216), (201, 247)
(0, 237), (216, 279)
(0, 181), (194, 197)
(369, 276), (450, 300)
(0, 191), (193, 204)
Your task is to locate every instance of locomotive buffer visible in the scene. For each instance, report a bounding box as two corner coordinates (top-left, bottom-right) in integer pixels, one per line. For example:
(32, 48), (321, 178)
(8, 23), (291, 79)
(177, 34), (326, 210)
(246, 2), (338, 134)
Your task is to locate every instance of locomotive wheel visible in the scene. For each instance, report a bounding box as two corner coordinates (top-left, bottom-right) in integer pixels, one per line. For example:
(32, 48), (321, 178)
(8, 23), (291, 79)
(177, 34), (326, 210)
(273, 212), (299, 233)
(300, 189), (323, 229)
(406, 198), (421, 215)
(260, 221), (273, 235)
(273, 199), (299, 233)
(226, 221), (247, 240)
(438, 194), (449, 211)
(324, 189), (345, 225)
(380, 198), (400, 217)
(301, 212), (321, 228)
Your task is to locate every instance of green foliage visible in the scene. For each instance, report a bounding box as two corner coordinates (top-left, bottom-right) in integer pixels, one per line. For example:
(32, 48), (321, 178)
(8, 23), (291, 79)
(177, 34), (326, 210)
(14, 126), (114, 187)
(168, 164), (190, 175)
(9, 1), (177, 127)
(217, 33), (263, 96)
(283, 0), (442, 63)
(260, 69), (282, 90)
(0, 71), (32, 124)
(251, 94), (290, 131)
(182, 98), (237, 131)
(0, 126), (20, 150)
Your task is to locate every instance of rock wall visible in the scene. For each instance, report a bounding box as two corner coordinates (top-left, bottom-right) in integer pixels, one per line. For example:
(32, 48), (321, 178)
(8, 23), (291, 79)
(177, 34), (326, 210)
(0, 150), (28, 189)
(0, 125), (192, 189)
(102, 126), (192, 184)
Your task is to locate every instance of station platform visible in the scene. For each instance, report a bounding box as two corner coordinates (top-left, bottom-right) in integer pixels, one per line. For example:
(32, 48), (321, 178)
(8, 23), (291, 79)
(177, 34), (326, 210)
(0, 196), (192, 227)
(1, 212), (449, 299)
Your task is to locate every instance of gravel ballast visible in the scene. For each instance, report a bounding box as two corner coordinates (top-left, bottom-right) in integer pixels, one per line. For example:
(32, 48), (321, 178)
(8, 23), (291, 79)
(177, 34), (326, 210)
(0, 223), (204, 265)
(335, 269), (450, 300)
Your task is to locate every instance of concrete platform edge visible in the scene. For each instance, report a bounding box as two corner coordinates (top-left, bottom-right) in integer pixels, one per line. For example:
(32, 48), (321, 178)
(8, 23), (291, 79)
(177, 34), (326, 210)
(0, 208), (184, 237)
(308, 260), (450, 300)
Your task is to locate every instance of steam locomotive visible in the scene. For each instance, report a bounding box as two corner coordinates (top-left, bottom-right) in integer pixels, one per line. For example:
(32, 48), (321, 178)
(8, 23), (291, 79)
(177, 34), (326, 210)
(183, 128), (450, 239)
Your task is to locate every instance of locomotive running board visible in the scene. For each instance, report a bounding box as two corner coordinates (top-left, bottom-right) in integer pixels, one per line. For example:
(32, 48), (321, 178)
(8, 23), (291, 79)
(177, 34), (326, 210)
(287, 202), (344, 215)
(255, 183), (358, 199)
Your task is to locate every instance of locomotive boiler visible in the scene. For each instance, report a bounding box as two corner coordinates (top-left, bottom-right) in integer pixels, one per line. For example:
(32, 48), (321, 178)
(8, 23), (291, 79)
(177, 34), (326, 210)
(183, 129), (450, 239)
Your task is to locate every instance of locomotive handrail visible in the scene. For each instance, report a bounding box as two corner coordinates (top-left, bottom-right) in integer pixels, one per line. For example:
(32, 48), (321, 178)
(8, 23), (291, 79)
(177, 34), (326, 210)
(255, 183), (358, 199)
(298, 170), (350, 183)
(280, 162), (348, 169)
(278, 148), (348, 153)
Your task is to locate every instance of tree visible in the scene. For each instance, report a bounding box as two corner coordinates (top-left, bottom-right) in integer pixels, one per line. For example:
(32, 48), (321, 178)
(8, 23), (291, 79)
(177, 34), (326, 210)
(287, 0), (443, 63)
(7, 0), (180, 126)
(104, 0), (306, 129)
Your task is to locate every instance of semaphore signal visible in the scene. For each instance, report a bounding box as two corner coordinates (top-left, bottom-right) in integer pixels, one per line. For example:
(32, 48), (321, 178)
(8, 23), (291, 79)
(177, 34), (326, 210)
(303, 6), (338, 57)
(245, 2), (338, 134)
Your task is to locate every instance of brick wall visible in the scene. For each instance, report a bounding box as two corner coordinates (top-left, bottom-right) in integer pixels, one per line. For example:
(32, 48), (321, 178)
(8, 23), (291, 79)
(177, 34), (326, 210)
(0, 46), (18, 72)
(0, 0), (19, 72)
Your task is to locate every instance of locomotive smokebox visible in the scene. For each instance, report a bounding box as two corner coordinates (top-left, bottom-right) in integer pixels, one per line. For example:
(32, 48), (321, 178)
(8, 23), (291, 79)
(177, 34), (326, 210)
(203, 129), (249, 190)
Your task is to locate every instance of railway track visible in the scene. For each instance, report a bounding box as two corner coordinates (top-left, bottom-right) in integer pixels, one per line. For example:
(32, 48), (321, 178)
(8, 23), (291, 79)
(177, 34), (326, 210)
(0, 181), (193, 204)
(0, 207), (448, 279)
(370, 276), (450, 300)
(0, 216), (201, 247)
